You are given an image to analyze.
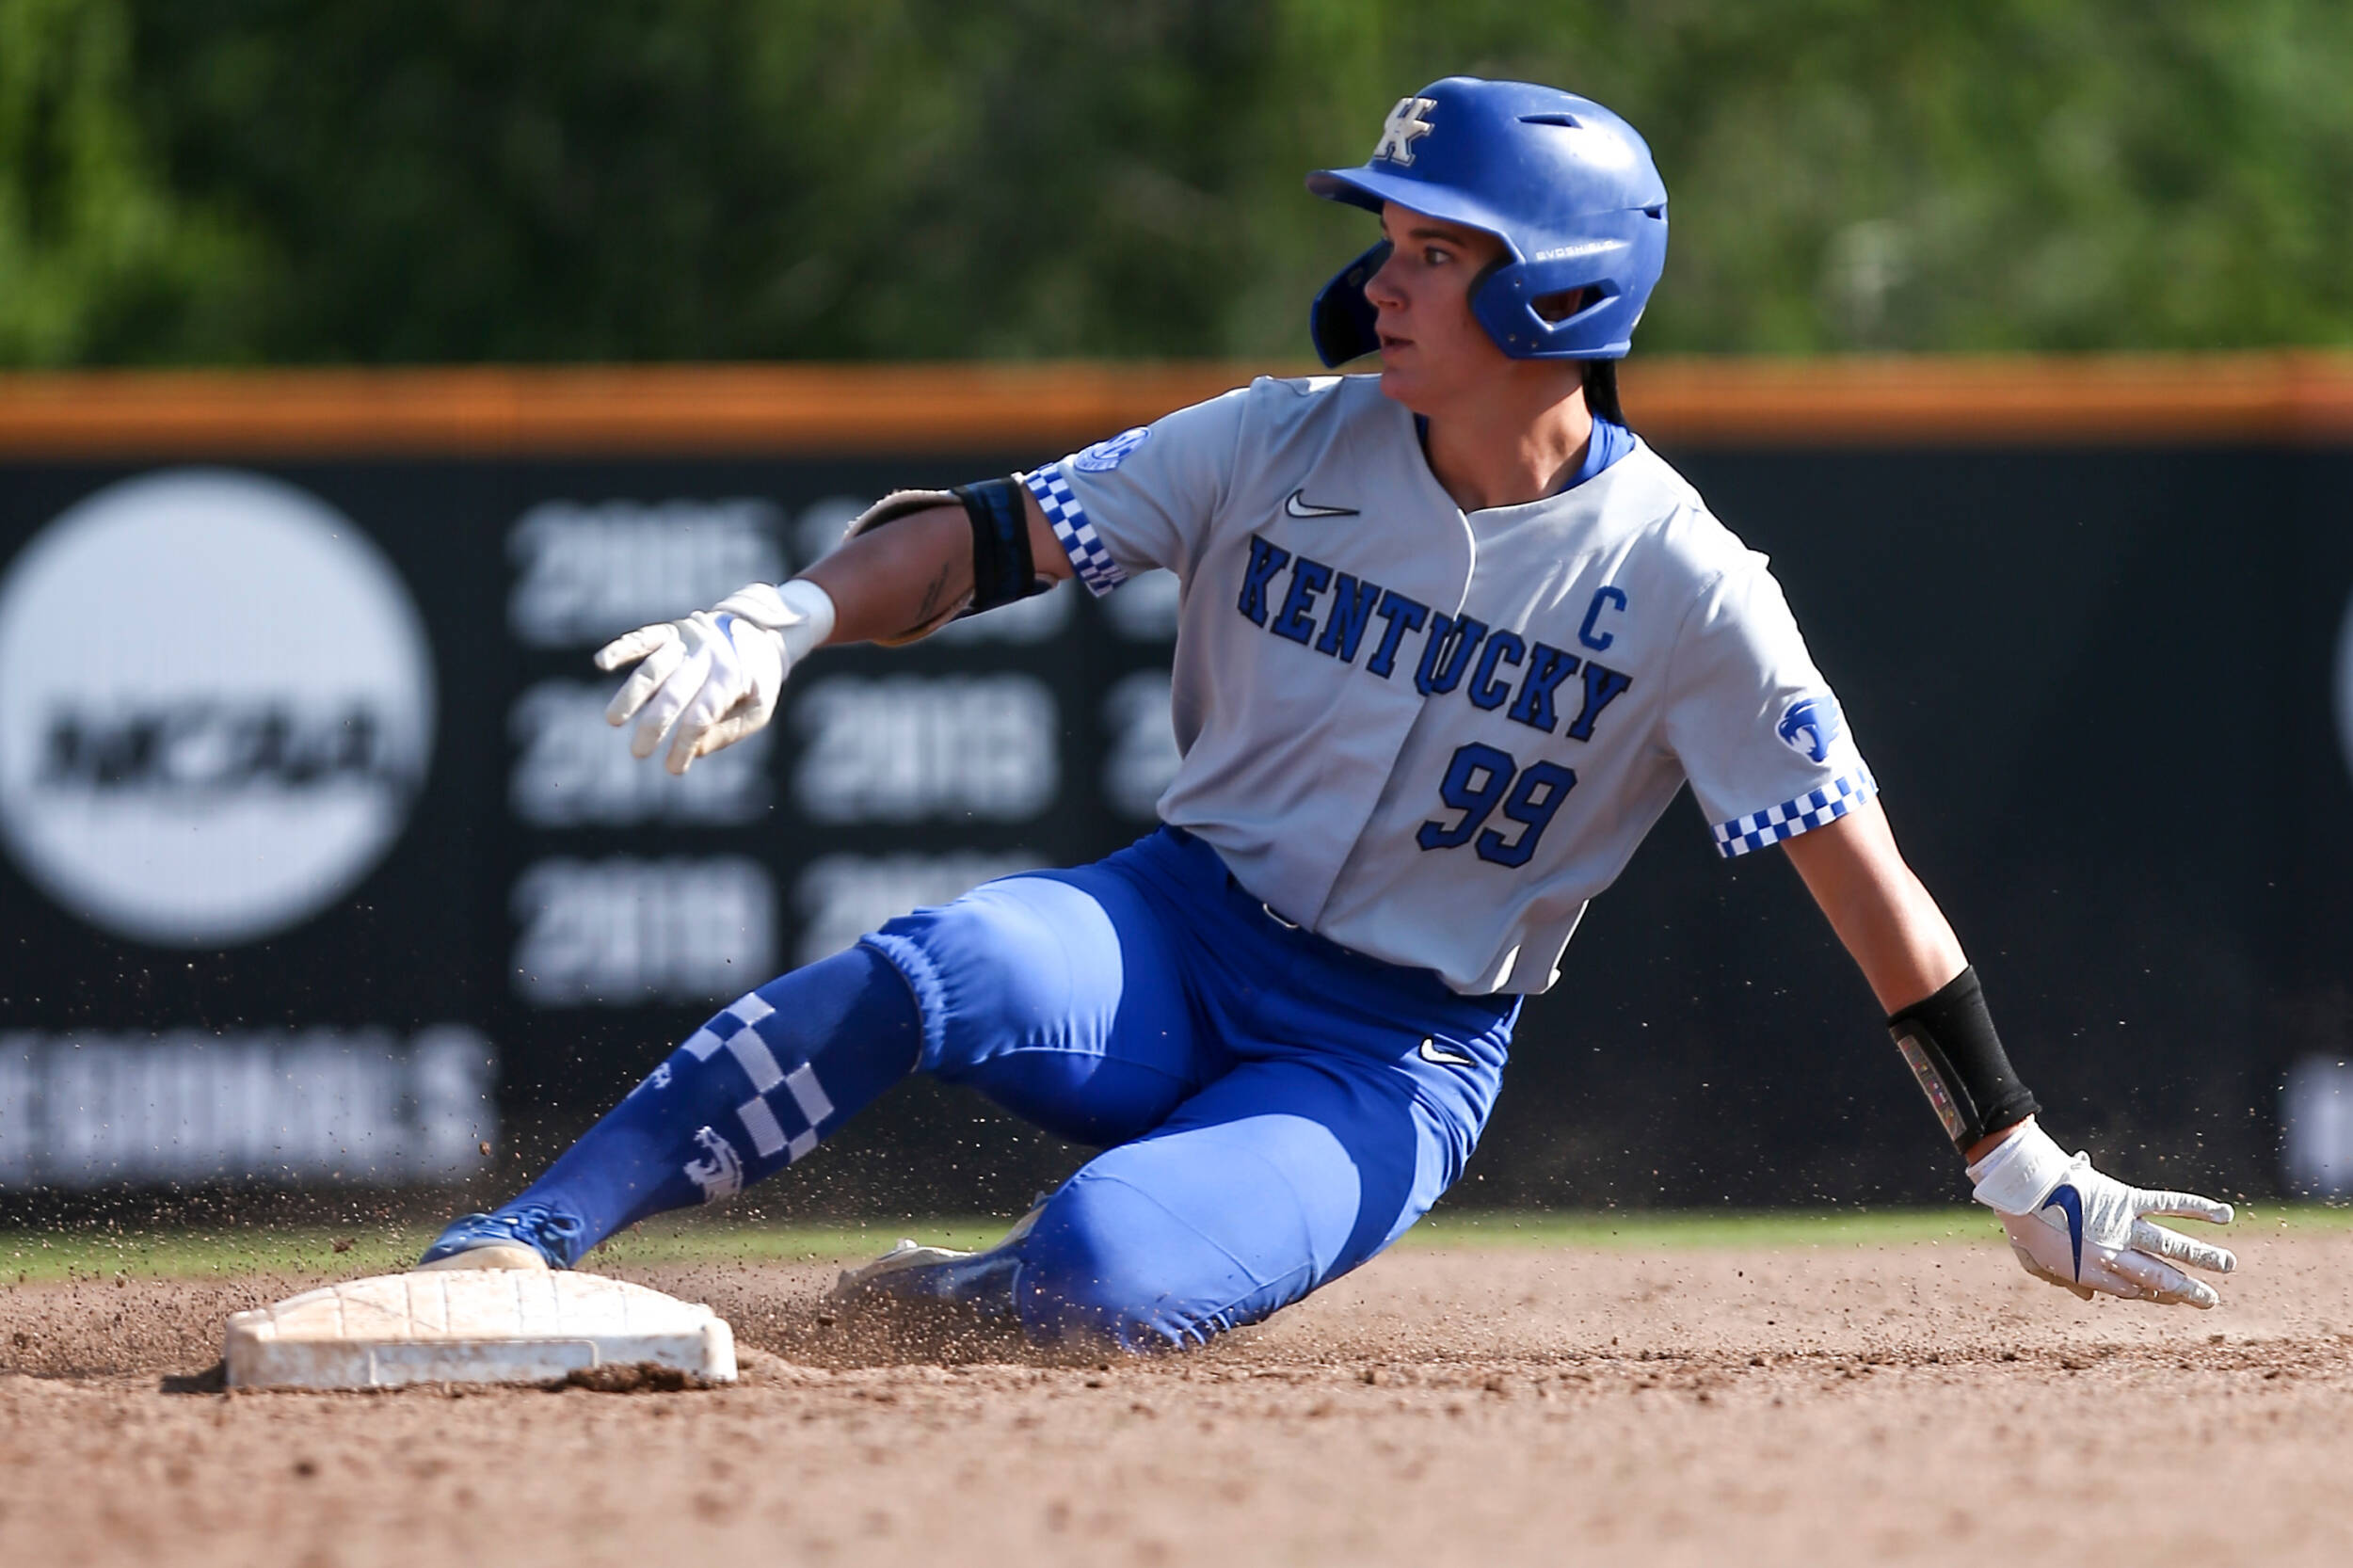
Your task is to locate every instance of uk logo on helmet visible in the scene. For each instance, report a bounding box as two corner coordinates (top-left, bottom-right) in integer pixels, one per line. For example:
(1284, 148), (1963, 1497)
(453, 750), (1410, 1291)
(1372, 97), (1436, 165)
(1777, 696), (1845, 763)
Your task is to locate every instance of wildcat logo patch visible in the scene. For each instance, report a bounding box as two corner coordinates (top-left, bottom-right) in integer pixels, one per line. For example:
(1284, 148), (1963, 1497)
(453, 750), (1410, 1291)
(1777, 696), (1844, 763)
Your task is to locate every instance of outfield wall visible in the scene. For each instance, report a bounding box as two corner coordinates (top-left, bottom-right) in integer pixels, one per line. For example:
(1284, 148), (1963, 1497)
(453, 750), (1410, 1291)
(2, 357), (2351, 1208)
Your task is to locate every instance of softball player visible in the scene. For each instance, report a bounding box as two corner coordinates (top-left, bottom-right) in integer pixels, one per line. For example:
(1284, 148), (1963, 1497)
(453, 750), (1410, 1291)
(422, 77), (2236, 1349)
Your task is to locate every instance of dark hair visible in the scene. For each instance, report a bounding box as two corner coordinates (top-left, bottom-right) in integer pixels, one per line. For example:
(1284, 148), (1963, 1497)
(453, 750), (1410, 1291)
(1582, 360), (1624, 425)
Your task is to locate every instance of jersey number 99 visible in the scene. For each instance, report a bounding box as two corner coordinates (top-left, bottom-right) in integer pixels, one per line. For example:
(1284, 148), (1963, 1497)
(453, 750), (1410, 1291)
(1415, 744), (1577, 868)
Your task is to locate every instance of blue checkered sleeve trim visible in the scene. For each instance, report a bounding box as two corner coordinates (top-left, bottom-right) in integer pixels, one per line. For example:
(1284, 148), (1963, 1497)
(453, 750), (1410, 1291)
(1023, 464), (1128, 597)
(1710, 765), (1879, 858)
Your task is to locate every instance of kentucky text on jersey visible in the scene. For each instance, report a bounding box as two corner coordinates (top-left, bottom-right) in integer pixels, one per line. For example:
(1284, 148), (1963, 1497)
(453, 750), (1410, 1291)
(1021, 375), (1874, 994)
(1235, 533), (1634, 742)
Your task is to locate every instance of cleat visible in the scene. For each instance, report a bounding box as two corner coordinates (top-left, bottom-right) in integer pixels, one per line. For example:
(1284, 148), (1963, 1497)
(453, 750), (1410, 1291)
(828, 1203), (1046, 1316)
(832, 1239), (973, 1297)
(416, 1206), (587, 1272)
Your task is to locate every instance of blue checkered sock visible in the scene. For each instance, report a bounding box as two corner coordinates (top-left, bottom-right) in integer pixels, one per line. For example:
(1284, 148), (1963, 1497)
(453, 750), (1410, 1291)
(492, 944), (920, 1259)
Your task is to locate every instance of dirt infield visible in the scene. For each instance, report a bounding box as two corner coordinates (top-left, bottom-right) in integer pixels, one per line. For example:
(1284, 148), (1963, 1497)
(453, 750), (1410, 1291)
(5, 1225), (2351, 1567)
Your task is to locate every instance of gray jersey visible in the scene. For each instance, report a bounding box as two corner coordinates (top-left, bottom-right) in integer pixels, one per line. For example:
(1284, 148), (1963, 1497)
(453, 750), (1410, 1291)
(1021, 375), (1873, 995)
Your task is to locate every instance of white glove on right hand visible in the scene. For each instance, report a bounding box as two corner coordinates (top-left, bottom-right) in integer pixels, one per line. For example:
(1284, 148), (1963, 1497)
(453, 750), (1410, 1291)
(596, 579), (836, 776)
(1968, 1118), (2236, 1308)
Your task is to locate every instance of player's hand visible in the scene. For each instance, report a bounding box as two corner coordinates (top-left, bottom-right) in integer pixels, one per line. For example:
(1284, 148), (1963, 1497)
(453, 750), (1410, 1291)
(596, 580), (836, 775)
(1967, 1118), (2235, 1308)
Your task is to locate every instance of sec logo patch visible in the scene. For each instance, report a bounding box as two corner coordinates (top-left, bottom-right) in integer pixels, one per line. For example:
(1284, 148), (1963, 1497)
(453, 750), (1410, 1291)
(1072, 426), (1151, 472)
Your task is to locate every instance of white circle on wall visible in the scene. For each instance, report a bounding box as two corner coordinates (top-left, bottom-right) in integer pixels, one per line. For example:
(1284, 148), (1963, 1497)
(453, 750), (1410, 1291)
(0, 469), (435, 948)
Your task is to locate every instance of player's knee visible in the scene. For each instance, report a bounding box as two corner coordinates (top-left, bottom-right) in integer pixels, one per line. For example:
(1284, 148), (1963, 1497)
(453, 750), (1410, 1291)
(1014, 1173), (1293, 1353)
(863, 875), (1126, 1080)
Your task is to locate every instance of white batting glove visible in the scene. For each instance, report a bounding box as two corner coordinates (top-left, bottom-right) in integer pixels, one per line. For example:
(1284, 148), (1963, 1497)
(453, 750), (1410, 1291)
(1968, 1118), (2236, 1308)
(595, 579), (836, 775)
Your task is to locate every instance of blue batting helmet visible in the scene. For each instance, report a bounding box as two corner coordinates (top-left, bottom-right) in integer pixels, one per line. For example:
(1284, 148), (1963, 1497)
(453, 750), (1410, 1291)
(1306, 78), (1668, 367)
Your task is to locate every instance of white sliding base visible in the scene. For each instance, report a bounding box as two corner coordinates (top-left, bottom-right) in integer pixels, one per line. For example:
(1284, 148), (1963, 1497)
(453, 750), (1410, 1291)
(223, 1270), (737, 1390)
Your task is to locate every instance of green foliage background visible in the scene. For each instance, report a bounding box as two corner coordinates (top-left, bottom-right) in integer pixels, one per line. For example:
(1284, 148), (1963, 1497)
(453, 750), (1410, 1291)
(6, 0), (2352, 365)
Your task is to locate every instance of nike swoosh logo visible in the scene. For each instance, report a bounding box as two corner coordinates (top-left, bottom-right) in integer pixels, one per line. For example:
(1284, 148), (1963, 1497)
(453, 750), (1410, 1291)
(1284, 489), (1359, 519)
(1418, 1038), (1476, 1068)
(2041, 1183), (2086, 1280)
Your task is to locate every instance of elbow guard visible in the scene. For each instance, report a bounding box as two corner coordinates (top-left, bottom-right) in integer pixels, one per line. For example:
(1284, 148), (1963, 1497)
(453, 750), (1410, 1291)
(1886, 967), (2040, 1155)
(839, 477), (1048, 647)
(951, 477), (1048, 614)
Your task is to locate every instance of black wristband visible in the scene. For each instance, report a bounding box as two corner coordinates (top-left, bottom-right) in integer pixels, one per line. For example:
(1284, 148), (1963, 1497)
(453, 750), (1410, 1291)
(1885, 967), (2040, 1154)
(951, 477), (1045, 614)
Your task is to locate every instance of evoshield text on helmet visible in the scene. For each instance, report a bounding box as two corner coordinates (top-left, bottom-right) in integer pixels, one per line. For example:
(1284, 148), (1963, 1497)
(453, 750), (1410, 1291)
(1306, 78), (1669, 367)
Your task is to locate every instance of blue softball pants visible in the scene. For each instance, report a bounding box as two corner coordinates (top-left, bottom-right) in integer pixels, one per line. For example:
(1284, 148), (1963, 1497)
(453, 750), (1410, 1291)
(864, 827), (1518, 1349)
(503, 827), (1518, 1352)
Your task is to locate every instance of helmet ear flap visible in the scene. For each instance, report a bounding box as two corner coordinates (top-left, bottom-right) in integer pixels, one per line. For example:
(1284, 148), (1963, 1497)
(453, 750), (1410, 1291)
(1469, 218), (1657, 360)
(1309, 240), (1392, 368)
